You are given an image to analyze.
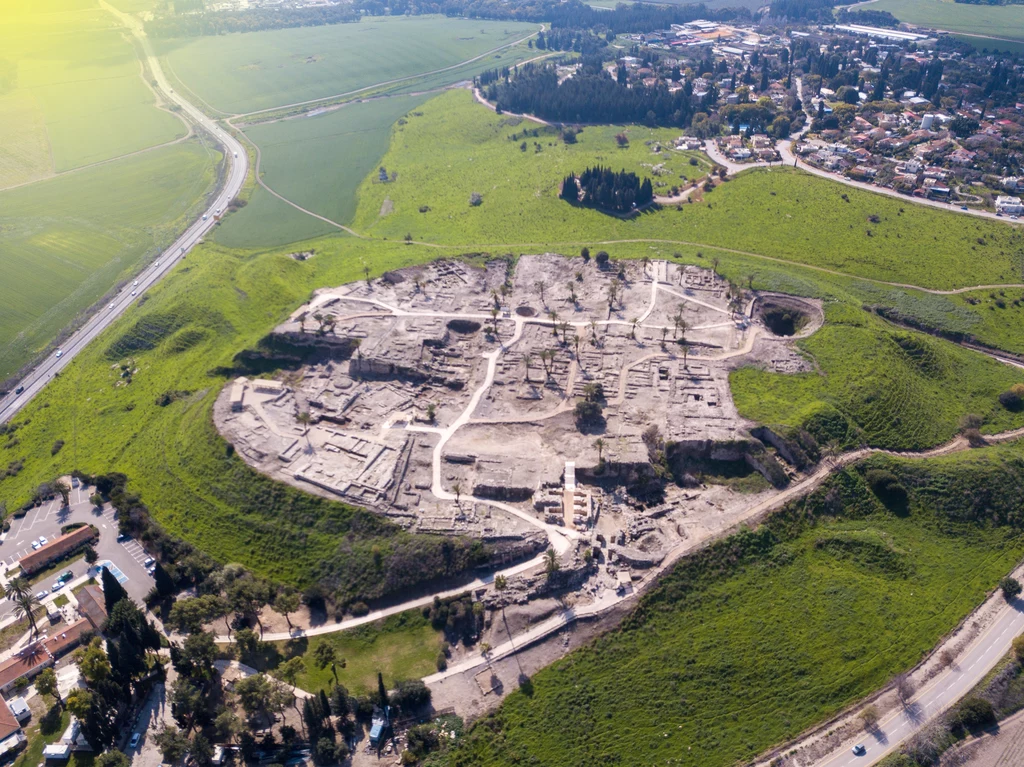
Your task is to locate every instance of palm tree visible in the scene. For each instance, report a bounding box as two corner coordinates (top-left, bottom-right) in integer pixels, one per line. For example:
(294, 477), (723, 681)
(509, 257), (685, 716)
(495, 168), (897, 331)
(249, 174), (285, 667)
(711, 257), (720, 276)
(490, 307), (500, 336)
(523, 352), (533, 383)
(679, 336), (689, 368)
(5, 577), (30, 604)
(296, 412), (313, 448)
(452, 482), (462, 508)
(593, 438), (605, 466)
(567, 283), (577, 305)
(589, 320), (598, 345)
(535, 281), (546, 304)
(13, 591), (40, 637)
(661, 327), (669, 348)
(572, 334), (581, 361)
(630, 317), (639, 340)
(548, 310), (559, 335)
(544, 548), (559, 577)
(641, 256), (651, 274)
(55, 479), (71, 508)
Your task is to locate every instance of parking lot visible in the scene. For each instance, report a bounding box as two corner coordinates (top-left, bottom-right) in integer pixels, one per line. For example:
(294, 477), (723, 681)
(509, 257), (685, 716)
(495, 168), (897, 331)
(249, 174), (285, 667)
(0, 481), (155, 620)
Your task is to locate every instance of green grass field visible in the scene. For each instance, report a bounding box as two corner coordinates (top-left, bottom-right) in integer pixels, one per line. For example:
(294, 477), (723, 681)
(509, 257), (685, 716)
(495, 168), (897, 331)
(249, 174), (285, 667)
(444, 446), (1024, 767)
(0, 140), (220, 381)
(351, 90), (1023, 290)
(0, 3), (186, 186)
(158, 16), (539, 115)
(217, 93), (432, 248)
(863, 0), (1024, 43)
(267, 611), (443, 695)
(730, 303), (1024, 450)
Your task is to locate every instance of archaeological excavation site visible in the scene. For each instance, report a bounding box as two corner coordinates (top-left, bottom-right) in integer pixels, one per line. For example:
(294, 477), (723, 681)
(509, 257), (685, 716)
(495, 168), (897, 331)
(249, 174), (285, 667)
(214, 253), (824, 596)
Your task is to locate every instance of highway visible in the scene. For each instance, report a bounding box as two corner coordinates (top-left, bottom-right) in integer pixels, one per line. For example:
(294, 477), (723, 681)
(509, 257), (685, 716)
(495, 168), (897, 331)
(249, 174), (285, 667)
(0, 1), (249, 425)
(814, 597), (1024, 767)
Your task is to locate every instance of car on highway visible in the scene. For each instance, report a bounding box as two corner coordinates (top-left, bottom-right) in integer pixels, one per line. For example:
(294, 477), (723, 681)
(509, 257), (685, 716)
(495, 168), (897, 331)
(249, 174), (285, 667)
(961, 206), (969, 211)
(55, 350), (62, 358)
(234, 152), (238, 158)
(131, 290), (137, 296)
(109, 303), (115, 309)
(852, 744), (866, 756)
(202, 214), (208, 220)
(133, 280), (138, 286)
(14, 386), (23, 395)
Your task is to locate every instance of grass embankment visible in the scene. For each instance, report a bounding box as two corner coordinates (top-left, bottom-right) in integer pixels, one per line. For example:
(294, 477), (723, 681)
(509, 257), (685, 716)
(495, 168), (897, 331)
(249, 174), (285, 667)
(443, 443), (1024, 767)
(157, 16), (539, 115)
(0, 234), (488, 600)
(250, 611), (443, 695)
(730, 301), (1024, 451)
(0, 140), (221, 381)
(0, 0), (185, 186)
(351, 89), (1023, 291)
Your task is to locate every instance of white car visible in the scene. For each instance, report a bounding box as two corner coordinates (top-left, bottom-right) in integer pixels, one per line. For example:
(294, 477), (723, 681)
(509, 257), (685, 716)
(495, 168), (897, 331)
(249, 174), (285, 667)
(131, 290), (137, 296)
(38, 536), (47, 545)
(35, 591), (48, 601)
(31, 541), (40, 550)
(109, 303), (115, 309)
(202, 214), (208, 221)
(51, 582), (63, 593)
(55, 350), (62, 358)
(143, 557), (155, 568)
(133, 280), (138, 286)
(233, 152), (238, 158)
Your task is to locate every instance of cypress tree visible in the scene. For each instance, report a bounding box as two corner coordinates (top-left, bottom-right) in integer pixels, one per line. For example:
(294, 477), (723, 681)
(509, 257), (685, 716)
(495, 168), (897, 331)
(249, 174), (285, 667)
(101, 566), (128, 615)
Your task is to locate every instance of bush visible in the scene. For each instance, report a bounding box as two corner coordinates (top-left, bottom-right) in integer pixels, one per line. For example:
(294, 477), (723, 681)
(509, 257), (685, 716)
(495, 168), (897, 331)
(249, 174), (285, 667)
(999, 389), (1023, 411)
(349, 601), (369, 617)
(595, 251), (610, 269)
(865, 468), (908, 508)
(950, 695), (995, 731)
(469, 192), (483, 207)
(391, 679), (431, 713)
(51, 440), (64, 456)
(1000, 576), (1022, 601)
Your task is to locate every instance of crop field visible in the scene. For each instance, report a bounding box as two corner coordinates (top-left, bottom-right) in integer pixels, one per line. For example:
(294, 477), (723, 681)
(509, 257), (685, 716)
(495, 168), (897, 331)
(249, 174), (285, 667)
(351, 90), (1023, 290)
(158, 16), (540, 115)
(445, 446), (1024, 767)
(862, 0), (1024, 44)
(0, 3), (186, 185)
(268, 611), (442, 695)
(0, 140), (219, 381)
(218, 93), (432, 248)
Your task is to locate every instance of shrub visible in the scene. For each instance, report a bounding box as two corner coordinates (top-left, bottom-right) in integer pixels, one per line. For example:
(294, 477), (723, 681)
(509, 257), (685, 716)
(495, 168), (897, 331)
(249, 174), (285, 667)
(595, 251), (610, 269)
(469, 192), (483, 207)
(51, 440), (64, 456)
(1013, 634), (1024, 662)
(1000, 577), (1022, 601)
(349, 601), (369, 617)
(865, 468), (908, 508)
(999, 389), (1023, 411)
(950, 695), (995, 731)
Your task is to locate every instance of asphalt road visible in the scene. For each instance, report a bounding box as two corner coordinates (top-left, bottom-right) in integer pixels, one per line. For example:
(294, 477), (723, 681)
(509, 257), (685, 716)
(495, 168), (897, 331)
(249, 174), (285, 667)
(815, 600), (1024, 767)
(0, 1), (248, 425)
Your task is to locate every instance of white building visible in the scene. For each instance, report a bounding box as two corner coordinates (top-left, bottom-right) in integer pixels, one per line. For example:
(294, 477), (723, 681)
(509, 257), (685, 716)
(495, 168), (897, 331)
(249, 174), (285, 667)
(996, 196), (1024, 216)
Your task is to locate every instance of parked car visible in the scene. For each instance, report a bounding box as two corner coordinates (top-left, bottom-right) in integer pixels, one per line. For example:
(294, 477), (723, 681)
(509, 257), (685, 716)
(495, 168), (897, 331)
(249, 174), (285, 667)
(116, 534), (130, 543)
(31, 541), (40, 550)
(38, 536), (47, 546)
(35, 591), (48, 601)
(129, 733), (141, 749)
(51, 582), (63, 593)
(59, 571), (73, 583)
(143, 557), (155, 567)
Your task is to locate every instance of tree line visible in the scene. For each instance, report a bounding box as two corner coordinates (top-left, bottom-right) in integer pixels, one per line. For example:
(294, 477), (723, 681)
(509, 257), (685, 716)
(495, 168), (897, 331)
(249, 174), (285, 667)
(561, 166), (654, 213)
(484, 64), (709, 127)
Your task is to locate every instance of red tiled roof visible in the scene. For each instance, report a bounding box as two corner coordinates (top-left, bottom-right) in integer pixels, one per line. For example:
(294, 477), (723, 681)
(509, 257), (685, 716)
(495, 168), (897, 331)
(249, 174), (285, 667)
(75, 585), (107, 630)
(0, 646), (51, 691)
(42, 619), (90, 659)
(0, 701), (20, 742)
(18, 527), (95, 575)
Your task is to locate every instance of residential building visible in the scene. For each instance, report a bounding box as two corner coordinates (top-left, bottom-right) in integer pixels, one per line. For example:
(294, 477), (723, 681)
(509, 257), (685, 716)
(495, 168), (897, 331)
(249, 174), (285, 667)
(17, 526), (96, 576)
(996, 196), (1024, 215)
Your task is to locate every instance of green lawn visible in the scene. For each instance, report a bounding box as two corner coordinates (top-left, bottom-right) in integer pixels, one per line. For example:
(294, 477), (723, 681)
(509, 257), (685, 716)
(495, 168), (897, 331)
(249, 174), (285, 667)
(351, 89), (1023, 291)
(157, 16), (539, 115)
(862, 0), (1024, 43)
(444, 445), (1024, 767)
(264, 610), (443, 695)
(0, 140), (220, 381)
(0, 3), (186, 185)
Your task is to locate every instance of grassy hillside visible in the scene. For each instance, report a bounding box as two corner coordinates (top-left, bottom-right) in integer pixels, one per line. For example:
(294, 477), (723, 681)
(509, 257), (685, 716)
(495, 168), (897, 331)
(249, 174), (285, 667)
(158, 16), (539, 115)
(352, 89), (1023, 290)
(443, 445), (1024, 767)
(0, 140), (220, 381)
(731, 303), (1024, 450)
(0, 2), (186, 185)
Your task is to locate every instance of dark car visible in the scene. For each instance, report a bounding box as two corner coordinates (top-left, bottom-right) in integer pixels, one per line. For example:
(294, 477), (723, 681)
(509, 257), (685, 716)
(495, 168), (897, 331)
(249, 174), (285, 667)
(852, 744), (866, 756)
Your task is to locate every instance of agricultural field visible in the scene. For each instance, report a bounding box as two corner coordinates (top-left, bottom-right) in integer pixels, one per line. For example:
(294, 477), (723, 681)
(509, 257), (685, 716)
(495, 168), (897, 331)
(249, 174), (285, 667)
(0, 140), (220, 381)
(730, 302), (1024, 450)
(444, 446), (1024, 767)
(352, 89), (1023, 290)
(157, 16), (540, 115)
(267, 611), (443, 695)
(0, 1), (186, 187)
(861, 0), (1024, 44)
(217, 93), (432, 248)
